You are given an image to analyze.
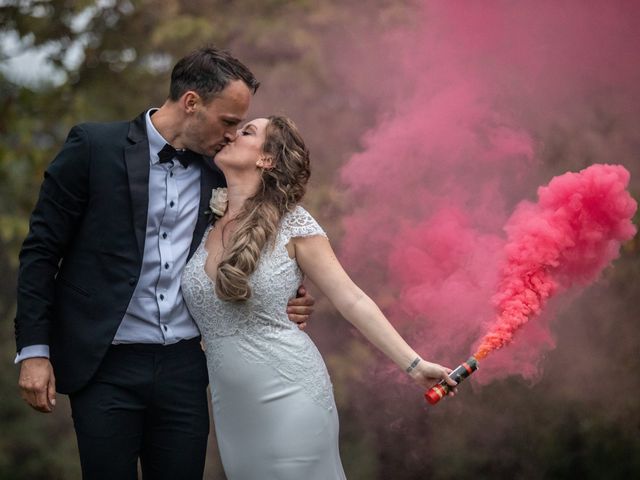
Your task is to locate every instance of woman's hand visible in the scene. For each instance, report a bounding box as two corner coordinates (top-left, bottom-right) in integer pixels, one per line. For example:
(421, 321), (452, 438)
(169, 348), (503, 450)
(408, 360), (458, 395)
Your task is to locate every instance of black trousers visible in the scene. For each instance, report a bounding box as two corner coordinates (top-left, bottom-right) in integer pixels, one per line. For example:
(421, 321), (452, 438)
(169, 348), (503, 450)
(69, 338), (210, 480)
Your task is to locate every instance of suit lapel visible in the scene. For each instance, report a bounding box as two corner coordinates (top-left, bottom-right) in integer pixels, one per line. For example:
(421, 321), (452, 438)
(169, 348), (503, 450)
(124, 113), (151, 257)
(188, 158), (225, 260)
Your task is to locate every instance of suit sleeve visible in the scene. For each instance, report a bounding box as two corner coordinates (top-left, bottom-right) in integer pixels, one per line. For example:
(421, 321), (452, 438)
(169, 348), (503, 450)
(14, 125), (91, 351)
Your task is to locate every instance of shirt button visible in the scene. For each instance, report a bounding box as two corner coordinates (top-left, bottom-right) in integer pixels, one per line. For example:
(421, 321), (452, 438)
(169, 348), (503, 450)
(159, 294), (164, 301)
(163, 325), (168, 331)
(170, 201), (175, 208)
(164, 263), (169, 270)
(128, 277), (137, 286)
(162, 232), (168, 239)
(170, 172), (174, 177)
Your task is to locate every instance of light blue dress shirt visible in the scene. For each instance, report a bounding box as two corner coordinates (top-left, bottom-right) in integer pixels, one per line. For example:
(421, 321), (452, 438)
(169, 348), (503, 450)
(16, 109), (202, 362)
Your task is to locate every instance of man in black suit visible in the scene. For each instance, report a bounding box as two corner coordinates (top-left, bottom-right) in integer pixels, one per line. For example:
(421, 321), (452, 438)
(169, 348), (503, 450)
(15, 46), (314, 479)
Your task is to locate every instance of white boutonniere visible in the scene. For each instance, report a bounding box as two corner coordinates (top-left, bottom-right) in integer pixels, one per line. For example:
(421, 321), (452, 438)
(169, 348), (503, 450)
(208, 187), (228, 217)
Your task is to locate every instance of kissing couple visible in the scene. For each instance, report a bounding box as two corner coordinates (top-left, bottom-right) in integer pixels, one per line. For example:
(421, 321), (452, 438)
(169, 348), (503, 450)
(15, 46), (457, 479)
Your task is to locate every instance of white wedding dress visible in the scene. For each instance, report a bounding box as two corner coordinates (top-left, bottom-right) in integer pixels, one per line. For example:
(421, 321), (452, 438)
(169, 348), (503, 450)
(181, 206), (346, 479)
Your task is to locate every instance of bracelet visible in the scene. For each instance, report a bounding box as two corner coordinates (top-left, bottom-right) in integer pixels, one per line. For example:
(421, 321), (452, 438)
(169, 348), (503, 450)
(405, 356), (422, 373)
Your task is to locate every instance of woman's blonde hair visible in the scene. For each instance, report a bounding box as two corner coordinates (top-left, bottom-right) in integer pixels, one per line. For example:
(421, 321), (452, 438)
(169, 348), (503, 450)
(216, 116), (310, 301)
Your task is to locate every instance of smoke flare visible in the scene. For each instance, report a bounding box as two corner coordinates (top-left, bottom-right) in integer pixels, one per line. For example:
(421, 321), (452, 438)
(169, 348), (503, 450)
(474, 164), (637, 360)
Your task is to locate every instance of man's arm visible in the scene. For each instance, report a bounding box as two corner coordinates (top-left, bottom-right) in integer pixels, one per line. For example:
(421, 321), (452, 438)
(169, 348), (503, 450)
(15, 125), (91, 412)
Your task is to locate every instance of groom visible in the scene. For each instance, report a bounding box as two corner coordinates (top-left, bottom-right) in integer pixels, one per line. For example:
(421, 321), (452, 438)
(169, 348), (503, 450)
(15, 46), (315, 479)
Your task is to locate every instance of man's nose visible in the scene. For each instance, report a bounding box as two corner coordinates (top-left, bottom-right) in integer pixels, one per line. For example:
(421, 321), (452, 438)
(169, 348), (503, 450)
(225, 128), (238, 142)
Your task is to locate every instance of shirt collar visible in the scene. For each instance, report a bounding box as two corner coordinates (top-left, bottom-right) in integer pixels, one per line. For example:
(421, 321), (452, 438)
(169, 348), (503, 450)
(145, 108), (169, 166)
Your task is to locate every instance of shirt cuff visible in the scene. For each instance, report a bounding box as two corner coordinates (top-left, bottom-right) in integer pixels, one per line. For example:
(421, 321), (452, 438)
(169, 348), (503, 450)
(15, 345), (50, 364)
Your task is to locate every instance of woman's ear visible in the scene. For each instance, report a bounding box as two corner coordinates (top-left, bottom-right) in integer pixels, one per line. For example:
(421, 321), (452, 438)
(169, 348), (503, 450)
(257, 155), (275, 169)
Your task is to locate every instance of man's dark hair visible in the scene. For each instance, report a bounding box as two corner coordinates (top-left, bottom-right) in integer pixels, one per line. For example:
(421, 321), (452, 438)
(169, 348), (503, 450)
(169, 46), (260, 102)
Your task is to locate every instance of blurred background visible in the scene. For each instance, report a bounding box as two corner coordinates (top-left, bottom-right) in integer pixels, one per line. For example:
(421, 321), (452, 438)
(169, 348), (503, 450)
(1, 1), (639, 479)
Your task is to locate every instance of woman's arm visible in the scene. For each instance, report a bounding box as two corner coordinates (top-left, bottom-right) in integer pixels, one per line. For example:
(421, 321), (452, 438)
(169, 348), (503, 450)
(292, 235), (457, 391)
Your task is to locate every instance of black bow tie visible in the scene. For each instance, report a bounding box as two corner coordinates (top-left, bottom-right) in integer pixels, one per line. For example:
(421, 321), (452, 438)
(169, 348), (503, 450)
(157, 143), (201, 168)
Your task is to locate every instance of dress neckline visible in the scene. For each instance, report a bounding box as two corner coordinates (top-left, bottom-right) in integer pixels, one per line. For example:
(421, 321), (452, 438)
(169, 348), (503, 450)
(201, 224), (218, 285)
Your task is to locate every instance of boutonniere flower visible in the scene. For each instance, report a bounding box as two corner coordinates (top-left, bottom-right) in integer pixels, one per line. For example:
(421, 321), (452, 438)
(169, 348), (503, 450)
(208, 187), (228, 217)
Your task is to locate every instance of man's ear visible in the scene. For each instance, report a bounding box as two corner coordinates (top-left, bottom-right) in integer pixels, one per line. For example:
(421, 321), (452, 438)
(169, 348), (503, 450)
(182, 91), (202, 113)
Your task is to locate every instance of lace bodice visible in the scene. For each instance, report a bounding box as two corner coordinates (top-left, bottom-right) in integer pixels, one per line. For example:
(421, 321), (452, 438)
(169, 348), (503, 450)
(181, 206), (334, 410)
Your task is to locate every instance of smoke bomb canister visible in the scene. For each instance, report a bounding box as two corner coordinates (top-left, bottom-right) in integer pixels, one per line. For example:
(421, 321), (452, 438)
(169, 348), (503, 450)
(424, 356), (478, 405)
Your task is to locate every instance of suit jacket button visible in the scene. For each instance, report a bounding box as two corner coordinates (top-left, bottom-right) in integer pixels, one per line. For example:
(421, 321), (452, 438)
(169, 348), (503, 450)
(129, 277), (137, 286)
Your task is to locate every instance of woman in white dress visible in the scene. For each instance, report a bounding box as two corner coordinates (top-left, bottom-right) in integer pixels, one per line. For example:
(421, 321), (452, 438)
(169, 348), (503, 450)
(181, 116), (457, 479)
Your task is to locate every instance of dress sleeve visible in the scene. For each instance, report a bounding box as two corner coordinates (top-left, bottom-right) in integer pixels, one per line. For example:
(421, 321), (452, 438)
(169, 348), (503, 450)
(281, 206), (327, 241)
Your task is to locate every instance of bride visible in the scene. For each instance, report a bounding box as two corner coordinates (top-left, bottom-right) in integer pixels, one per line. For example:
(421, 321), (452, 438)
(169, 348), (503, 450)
(181, 115), (456, 479)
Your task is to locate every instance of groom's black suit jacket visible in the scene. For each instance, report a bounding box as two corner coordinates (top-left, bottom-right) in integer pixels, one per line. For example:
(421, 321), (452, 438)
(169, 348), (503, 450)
(15, 112), (225, 394)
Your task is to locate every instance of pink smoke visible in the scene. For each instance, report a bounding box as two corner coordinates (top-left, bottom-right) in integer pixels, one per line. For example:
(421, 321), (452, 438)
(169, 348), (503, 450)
(474, 164), (637, 360)
(337, 1), (640, 382)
